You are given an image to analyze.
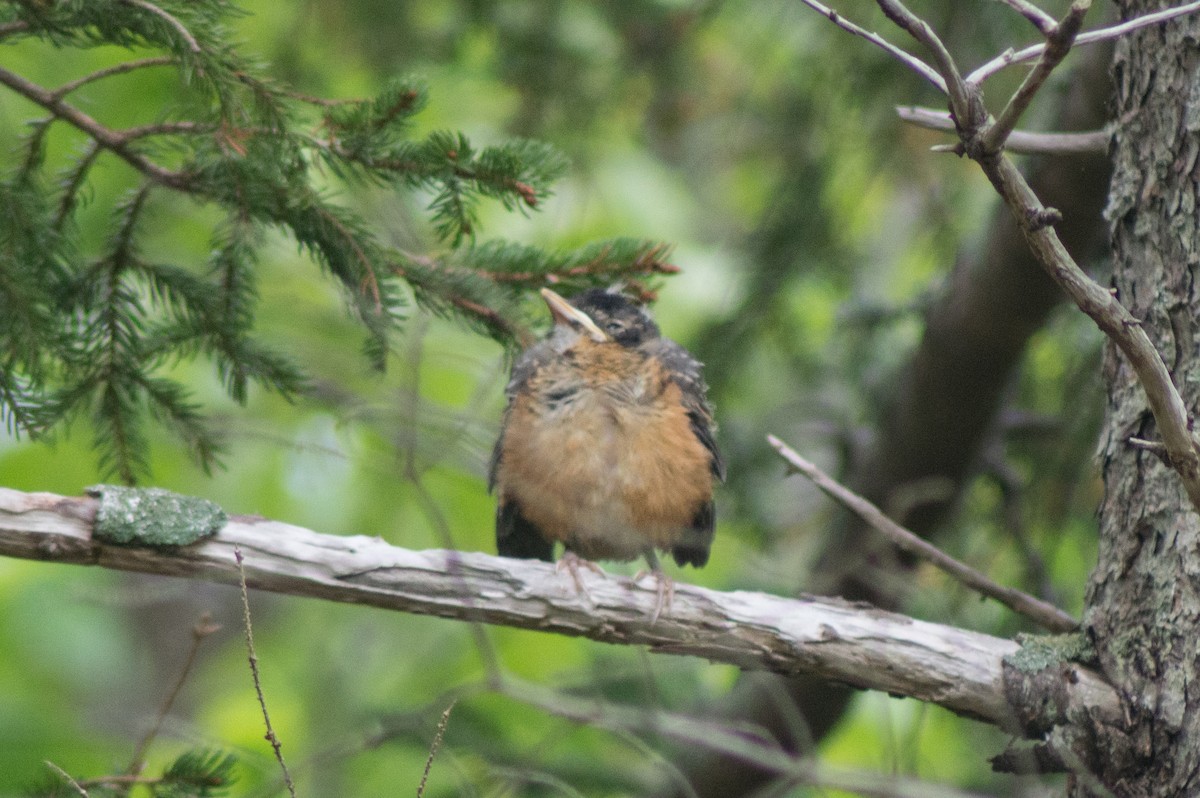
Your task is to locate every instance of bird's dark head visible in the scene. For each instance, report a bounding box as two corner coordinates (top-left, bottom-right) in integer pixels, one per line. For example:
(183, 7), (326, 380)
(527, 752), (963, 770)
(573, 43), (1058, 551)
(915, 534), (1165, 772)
(540, 287), (659, 349)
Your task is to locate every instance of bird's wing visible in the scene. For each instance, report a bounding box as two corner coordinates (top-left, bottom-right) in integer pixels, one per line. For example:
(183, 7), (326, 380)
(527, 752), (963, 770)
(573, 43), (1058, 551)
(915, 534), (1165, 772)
(495, 497), (555, 561)
(491, 342), (559, 561)
(643, 337), (726, 482)
(488, 342), (553, 492)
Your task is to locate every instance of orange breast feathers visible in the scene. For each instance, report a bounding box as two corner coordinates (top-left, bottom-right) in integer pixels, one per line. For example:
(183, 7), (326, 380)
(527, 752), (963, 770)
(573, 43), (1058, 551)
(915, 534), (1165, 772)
(495, 341), (714, 562)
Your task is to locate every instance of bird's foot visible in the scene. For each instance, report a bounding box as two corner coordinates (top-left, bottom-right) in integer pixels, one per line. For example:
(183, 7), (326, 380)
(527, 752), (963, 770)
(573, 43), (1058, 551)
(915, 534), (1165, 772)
(633, 569), (675, 624)
(557, 551), (605, 600)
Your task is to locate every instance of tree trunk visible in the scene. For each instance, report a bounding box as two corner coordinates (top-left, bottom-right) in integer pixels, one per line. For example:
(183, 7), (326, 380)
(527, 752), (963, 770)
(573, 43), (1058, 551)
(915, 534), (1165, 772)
(1085, 3), (1200, 794)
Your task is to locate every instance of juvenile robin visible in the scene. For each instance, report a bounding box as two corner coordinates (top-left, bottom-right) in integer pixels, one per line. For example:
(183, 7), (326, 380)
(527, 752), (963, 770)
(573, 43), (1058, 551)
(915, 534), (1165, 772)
(489, 287), (724, 616)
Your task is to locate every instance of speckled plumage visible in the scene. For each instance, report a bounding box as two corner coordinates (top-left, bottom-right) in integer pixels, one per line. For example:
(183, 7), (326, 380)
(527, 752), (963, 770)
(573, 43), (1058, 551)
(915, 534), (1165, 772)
(489, 288), (724, 571)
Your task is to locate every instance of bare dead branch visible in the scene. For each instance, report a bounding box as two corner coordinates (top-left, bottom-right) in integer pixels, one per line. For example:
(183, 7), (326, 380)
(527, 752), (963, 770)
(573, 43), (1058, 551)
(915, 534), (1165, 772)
(809, 0), (1200, 514)
(977, 154), (1200, 511)
(767, 435), (1079, 632)
(968, 0), (1200, 84)
(1128, 436), (1169, 455)
(991, 0), (1058, 35)
(795, 0), (947, 93)
(0, 486), (1122, 732)
(981, 0), (1091, 154)
(897, 106), (1107, 154)
(876, 0), (980, 127)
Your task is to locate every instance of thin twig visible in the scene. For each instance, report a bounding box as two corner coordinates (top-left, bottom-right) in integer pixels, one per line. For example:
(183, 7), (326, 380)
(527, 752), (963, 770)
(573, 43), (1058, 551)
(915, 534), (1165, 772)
(814, 0), (1200, 510)
(120, 0), (201, 53)
(0, 65), (190, 189)
(990, 0), (1058, 35)
(795, 0), (947, 93)
(876, 0), (979, 127)
(1128, 436), (1169, 455)
(897, 106), (1107, 154)
(45, 761), (89, 797)
(416, 700), (456, 798)
(968, 0), (1200, 84)
(80, 774), (159, 788)
(981, 0), (1091, 154)
(766, 435), (1078, 632)
(126, 613), (222, 777)
(234, 546), (298, 798)
(391, 258), (529, 344)
(121, 121), (211, 140)
(51, 57), (175, 100)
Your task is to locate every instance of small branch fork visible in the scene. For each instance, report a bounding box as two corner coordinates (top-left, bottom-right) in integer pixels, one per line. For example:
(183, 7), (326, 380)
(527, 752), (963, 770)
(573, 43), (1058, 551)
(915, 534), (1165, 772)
(804, 0), (1200, 513)
(767, 435), (1078, 632)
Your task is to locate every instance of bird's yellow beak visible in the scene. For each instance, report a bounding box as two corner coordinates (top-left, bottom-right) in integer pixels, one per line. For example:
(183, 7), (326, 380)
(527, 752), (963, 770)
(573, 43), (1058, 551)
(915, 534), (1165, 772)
(540, 288), (609, 342)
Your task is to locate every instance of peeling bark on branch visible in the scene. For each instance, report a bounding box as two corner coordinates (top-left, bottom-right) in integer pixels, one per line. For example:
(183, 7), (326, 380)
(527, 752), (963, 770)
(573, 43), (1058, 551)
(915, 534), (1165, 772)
(0, 486), (1121, 735)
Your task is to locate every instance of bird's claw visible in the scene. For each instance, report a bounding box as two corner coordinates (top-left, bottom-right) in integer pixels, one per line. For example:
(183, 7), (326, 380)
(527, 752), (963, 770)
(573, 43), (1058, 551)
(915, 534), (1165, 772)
(633, 569), (675, 623)
(557, 551), (605, 601)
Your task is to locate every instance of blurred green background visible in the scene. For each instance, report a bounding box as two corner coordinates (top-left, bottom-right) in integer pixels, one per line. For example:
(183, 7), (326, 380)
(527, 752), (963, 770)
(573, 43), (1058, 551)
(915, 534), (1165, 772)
(0, 1), (1105, 795)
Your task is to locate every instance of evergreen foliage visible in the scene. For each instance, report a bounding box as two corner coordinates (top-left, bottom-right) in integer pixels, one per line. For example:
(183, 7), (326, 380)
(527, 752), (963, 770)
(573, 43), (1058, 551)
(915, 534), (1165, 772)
(157, 749), (237, 797)
(0, 0), (672, 481)
(28, 749), (237, 797)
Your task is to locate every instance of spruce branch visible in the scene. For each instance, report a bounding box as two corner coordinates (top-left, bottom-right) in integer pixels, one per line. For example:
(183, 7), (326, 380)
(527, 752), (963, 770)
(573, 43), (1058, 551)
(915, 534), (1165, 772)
(160, 749), (238, 797)
(53, 140), (102, 230)
(50, 56), (176, 100)
(118, 0), (201, 55)
(0, 0), (687, 477)
(0, 64), (192, 188)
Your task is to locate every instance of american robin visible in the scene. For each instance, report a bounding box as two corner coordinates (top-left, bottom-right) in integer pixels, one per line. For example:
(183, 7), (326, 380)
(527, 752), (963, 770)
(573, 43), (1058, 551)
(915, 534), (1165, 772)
(489, 287), (725, 615)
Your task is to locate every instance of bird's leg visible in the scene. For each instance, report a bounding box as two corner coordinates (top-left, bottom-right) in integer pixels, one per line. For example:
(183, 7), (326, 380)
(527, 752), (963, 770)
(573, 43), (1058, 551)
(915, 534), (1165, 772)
(557, 549), (605, 599)
(633, 550), (674, 623)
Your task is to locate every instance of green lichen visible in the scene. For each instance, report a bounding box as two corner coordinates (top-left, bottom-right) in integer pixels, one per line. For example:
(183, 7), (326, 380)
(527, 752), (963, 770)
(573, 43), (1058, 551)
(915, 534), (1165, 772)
(1005, 632), (1097, 673)
(89, 485), (227, 546)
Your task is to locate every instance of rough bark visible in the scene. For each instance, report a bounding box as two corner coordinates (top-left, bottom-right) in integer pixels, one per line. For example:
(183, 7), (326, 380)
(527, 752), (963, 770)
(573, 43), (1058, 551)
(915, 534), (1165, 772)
(1085, 3), (1200, 794)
